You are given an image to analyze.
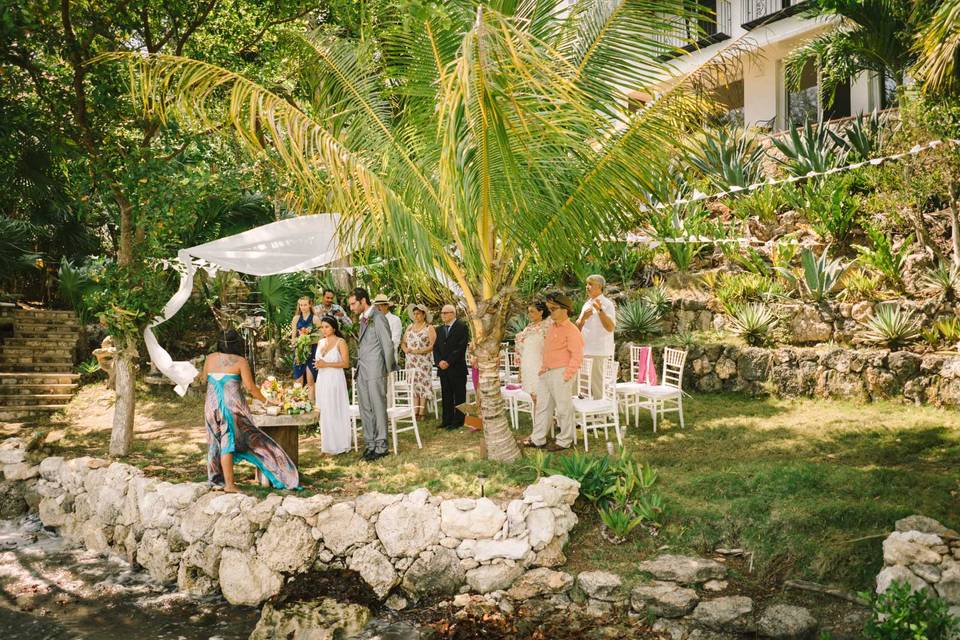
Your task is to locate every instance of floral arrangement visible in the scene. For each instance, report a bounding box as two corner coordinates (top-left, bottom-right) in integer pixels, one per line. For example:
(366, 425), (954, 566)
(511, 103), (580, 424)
(257, 376), (313, 415)
(295, 330), (319, 365)
(259, 376), (284, 404)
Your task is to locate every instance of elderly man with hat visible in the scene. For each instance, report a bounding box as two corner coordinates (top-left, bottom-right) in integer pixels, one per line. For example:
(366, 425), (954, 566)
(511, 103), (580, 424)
(524, 291), (584, 451)
(373, 293), (403, 355)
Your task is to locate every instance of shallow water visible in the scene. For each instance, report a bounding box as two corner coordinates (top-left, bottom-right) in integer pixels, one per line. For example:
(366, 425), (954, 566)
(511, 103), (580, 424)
(0, 516), (421, 640)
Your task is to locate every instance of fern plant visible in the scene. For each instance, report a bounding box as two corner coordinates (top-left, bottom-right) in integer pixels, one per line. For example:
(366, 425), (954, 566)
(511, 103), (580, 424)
(727, 303), (778, 346)
(854, 227), (912, 290)
(685, 127), (766, 190)
(771, 120), (845, 177)
(860, 305), (921, 349)
(616, 299), (664, 340)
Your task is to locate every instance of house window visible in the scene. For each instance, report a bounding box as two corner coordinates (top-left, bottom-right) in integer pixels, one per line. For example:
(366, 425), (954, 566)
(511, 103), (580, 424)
(711, 79), (744, 127)
(785, 60), (851, 126)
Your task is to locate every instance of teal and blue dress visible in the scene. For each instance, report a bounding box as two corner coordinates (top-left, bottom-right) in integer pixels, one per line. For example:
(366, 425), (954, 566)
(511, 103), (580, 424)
(205, 373), (299, 490)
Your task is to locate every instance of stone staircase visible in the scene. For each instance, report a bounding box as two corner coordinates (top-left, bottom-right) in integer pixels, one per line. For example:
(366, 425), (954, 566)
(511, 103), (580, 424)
(0, 308), (82, 422)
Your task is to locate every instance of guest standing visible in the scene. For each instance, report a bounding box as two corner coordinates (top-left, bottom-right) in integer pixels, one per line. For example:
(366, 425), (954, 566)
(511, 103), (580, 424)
(203, 330), (299, 492)
(401, 304), (436, 419)
(373, 293), (403, 355)
(315, 289), (352, 327)
(576, 275), (616, 399)
(515, 300), (552, 401)
(349, 288), (396, 461)
(314, 316), (352, 455)
(433, 305), (469, 430)
(526, 293), (583, 451)
(291, 297), (320, 394)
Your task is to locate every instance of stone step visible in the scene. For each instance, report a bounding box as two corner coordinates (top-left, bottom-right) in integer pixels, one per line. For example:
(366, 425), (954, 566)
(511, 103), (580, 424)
(0, 346), (71, 357)
(12, 329), (82, 341)
(13, 321), (81, 332)
(1, 362), (76, 372)
(0, 383), (78, 395)
(0, 356), (74, 367)
(0, 405), (66, 421)
(0, 394), (73, 406)
(0, 372), (80, 385)
(14, 309), (77, 319)
(4, 337), (80, 349)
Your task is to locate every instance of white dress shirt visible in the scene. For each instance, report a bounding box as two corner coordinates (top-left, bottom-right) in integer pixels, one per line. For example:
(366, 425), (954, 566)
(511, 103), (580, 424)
(385, 312), (402, 352)
(578, 294), (616, 357)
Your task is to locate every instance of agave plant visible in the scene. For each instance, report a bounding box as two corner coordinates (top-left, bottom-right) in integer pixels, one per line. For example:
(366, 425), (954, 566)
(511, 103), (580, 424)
(727, 303), (778, 347)
(780, 247), (846, 302)
(685, 127), (765, 190)
(770, 120), (846, 177)
(921, 262), (960, 302)
(505, 313), (530, 341)
(828, 111), (887, 161)
(616, 298), (664, 340)
(640, 278), (672, 316)
(598, 505), (644, 541)
(860, 304), (921, 349)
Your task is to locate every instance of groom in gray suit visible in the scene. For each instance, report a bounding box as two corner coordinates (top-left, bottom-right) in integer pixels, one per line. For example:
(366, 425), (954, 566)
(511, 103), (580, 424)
(348, 288), (396, 461)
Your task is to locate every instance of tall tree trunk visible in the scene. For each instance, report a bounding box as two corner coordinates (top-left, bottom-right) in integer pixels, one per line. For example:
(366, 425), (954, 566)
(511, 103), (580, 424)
(950, 182), (960, 268)
(474, 310), (521, 463)
(109, 336), (137, 457)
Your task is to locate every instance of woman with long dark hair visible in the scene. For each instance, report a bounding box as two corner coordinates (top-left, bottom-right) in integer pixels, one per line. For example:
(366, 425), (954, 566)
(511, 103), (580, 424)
(202, 329), (298, 492)
(314, 316), (352, 455)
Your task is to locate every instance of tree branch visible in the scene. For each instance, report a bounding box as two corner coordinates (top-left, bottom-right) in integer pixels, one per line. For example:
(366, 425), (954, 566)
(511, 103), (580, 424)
(175, 0), (218, 55)
(235, 6), (316, 55)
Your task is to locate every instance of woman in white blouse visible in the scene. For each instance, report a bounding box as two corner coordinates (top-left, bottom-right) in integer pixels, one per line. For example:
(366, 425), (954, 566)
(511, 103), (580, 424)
(514, 300), (552, 401)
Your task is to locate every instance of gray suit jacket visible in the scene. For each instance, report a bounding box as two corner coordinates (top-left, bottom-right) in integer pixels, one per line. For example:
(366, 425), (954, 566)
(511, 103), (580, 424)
(356, 307), (396, 380)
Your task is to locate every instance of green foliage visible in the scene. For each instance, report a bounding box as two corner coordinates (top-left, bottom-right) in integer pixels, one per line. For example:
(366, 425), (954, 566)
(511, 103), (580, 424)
(0, 218), (41, 277)
(83, 261), (178, 339)
(854, 226), (912, 290)
(640, 279), (672, 316)
(785, 177), (859, 244)
(780, 247), (847, 302)
(522, 448), (553, 480)
(616, 299), (664, 340)
(840, 268), (883, 302)
(727, 303), (778, 347)
(720, 244), (770, 276)
(58, 260), (95, 323)
(921, 262), (960, 302)
(685, 128), (765, 190)
(715, 272), (783, 309)
(923, 317), (960, 348)
(505, 313), (530, 341)
(862, 580), (959, 640)
(648, 207), (710, 272)
(76, 358), (101, 375)
(548, 452), (616, 504)
(771, 121), (845, 177)
(730, 185), (784, 223)
(257, 275), (299, 333)
(598, 505), (645, 539)
(829, 111), (887, 161)
(860, 304), (921, 349)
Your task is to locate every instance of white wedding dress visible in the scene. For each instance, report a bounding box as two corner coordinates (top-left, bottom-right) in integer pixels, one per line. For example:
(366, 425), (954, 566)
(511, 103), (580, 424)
(315, 339), (351, 454)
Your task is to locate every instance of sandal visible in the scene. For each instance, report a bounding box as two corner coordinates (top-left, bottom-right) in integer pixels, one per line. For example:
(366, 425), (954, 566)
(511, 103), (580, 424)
(521, 438), (545, 448)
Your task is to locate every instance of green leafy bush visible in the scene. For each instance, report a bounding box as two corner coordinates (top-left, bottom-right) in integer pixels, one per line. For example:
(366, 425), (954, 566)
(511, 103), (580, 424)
(785, 178), (859, 244)
(860, 305), (921, 349)
(840, 268), (883, 302)
(598, 505), (644, 539)
(648, 206), (710, 272)
(727, 303), (778, 347)
(854, 227), (912, 290)
(58, 259), (95, 323)
(923, 317), (960, 348)
(771, 120), (845, 177)
(862, 580), (958, 640)
(715, 272), (783, 309)
(616, 298), (664, 340)
(685, 127), (765, 190)
(731, 185), (784, 223)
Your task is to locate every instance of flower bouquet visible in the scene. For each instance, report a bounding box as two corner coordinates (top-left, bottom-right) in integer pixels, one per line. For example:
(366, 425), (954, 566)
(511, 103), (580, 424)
(295, 328), (319, 365)
(259, 376), (284, 404)
(282, 383), (313, 415)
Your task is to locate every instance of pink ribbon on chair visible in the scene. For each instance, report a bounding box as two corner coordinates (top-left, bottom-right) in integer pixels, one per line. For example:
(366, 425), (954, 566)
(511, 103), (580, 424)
(636, 346), (658, 385)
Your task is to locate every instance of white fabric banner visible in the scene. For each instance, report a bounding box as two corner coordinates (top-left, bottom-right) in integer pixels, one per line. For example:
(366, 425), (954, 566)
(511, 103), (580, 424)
(145, 214), (349, 395)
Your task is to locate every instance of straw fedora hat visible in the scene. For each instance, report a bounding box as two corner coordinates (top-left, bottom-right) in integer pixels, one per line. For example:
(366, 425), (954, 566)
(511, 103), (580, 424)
(371, 293), (394, 306)
(406, 303), (433, 323)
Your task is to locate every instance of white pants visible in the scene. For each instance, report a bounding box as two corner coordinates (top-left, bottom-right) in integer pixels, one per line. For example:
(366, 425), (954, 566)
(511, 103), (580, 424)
(532, 368), (575, 448)
(586, 355), (612, 399)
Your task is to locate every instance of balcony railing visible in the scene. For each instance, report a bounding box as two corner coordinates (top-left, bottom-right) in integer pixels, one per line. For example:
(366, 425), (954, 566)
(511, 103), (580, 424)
(654, 0), (733, 52)
(741, 0), (806, 29)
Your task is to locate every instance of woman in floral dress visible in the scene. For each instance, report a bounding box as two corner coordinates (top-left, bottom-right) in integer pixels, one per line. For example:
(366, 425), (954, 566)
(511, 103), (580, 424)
(401, 303), (436, 418)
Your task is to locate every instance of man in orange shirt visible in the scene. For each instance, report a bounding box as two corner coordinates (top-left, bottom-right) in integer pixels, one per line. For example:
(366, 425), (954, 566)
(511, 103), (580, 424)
(525, 292), (584, 451)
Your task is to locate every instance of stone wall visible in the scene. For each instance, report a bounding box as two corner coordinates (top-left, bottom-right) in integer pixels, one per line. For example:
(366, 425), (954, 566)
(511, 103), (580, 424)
(623, 341), (960, 407)
(875, 515), (960, 618)
(6, 438), (579, 607)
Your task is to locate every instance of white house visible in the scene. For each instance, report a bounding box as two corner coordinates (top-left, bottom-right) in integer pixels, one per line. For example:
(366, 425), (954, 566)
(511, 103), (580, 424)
(635, 1), (895, 130)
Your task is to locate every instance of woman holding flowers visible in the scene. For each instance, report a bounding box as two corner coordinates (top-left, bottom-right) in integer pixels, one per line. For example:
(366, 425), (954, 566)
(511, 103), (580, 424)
(291, 296), (321, 395)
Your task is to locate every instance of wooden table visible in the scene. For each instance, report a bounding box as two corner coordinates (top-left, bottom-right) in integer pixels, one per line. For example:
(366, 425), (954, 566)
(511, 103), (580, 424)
(251, 410), (318, 466)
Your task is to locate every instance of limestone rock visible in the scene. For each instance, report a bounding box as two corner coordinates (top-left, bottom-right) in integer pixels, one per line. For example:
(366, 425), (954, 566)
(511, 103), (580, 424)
(0, 445), (26, 465)
(577, 571), (625, 603)
(257, 516), (317, 573)
(375, 497), (441, 558)
(637, 555), (728, 584)
(246, 493), (283, 528)
(876, 565), (930, 595)
(531, 534), (567, 568)
(505, 500), (530, 537)
(0, 480), (28, 518)
(466, 563), (524, 594)
(349, 543), (398, 599)
(179, 492), (222, 544)
(788, 306), (832, 344)
(691, 596), (755, 633)
(896, 515), (959, 538)
(440, 498), (507, 539)
(630, 581), (699, 618)
(137, 529), (182, 584)
(38, 456), (64, 482)
(219, 548), (282, 606)
(211, 513), (256, 551)
(522, 475), (580, 508)
(401, 547), (465, 599)
(506, 568), (574, 600)
(355, 492), (403, 519)
(250, 598), (370, 640)
(315, 502), (373, 555)
(936, 560), (960, 604)
(911, 563), (941, 583)
(3, 463), (39, 481)
(280, 494), (334, 520)
(526, 508), (556, 551)
(463, 538), (530, 562)
(757, 604), (818, 639)
(882, 531), (943, 566)
(156, 481), (208, 511)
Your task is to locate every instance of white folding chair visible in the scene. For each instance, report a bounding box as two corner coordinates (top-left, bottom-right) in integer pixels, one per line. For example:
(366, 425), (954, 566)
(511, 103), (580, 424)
(500, 350), (524, 430)
(387, 369), (423, 454)
(501, 349), (520, 385)
(616, 345), (656, 427)
(573, 360), (622, 451)
(349, 368), (361, 451)
(637, 347), (688, 433)
(551, 359), (592, 440)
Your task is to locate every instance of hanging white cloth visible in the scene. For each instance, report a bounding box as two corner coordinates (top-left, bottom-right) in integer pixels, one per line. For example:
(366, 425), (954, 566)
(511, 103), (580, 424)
(146, 214), (349, 395)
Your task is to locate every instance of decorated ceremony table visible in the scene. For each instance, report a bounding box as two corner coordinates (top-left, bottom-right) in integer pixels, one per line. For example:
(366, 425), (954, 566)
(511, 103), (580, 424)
(250, 410), (318, 467)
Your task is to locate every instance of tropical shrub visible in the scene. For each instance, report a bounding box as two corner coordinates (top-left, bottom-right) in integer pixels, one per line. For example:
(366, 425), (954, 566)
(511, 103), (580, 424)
(648, 206), (710, 272)
(616, 298), (664, 340)
(57, 259), (96, 323)
(715, 272), (783, 308)
(862, 580), (959, 640)
(854, 226), (912, 290)
(780, 247), (846, 302)
(829, 111), (887, 161)
(860, 305), (921, 349)
(505, 313), (529, 341)
(685, 127), (765, 190)
(770, 120), (845, 177)
(923, 317), (960, 349)
(840, 268), (883, 302)
(784, 177), (860, 244)
(731, 185), (784, 223)
(727, 303), (778, 347)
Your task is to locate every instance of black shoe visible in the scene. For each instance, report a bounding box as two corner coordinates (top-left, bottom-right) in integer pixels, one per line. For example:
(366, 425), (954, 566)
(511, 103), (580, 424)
(370, 450), (389, 460)
(362, 450), (376, 461)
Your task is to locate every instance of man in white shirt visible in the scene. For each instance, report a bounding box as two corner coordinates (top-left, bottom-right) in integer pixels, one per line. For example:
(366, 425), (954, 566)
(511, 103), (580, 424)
(373, 293), (402, 354)
(576, 274), (616, 399)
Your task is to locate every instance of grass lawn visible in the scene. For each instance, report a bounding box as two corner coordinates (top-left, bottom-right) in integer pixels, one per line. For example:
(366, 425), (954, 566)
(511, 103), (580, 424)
(8, 382), (960, 594)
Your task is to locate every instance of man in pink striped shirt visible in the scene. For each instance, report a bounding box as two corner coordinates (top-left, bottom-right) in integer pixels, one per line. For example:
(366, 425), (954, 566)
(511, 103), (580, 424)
(525, 292), (584, 451)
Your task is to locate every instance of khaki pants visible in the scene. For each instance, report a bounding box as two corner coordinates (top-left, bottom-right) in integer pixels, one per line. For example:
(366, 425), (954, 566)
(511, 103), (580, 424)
(586, 355), (612, 399)
(531, 368), (576, 448)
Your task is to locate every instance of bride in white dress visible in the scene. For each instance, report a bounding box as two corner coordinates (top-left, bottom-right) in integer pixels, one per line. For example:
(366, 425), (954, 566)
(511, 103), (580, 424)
(314, 316), (352, 455)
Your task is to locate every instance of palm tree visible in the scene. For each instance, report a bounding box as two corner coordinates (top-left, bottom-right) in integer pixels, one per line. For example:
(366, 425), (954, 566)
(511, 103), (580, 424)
(103, 0), (718, 461)
(914, 0), (960, 95)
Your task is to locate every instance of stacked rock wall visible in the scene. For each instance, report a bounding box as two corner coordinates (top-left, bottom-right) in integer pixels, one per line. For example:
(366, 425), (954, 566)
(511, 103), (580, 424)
(26, 446), (579, 607)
